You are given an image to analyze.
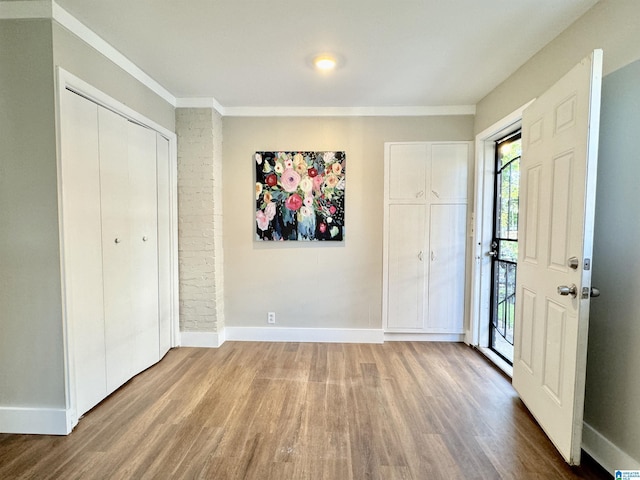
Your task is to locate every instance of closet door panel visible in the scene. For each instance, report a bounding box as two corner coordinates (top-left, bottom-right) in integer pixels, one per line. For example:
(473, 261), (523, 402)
(60, 89), (107, 416)
(128, 121), (159, 375)
(98, 107), (135, 394)
(156, 134), (172, 357)
(386, 204), (427, 329)
(388, 144), (428, 201)
(430, 143), (469, 203)
(427, 204), (467, 333)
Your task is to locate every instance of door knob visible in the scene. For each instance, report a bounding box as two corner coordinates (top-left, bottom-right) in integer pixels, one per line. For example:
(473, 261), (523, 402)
(487, 250), (498, 257)
(590, 287), (600, 298)
(557, 284), (577, 298)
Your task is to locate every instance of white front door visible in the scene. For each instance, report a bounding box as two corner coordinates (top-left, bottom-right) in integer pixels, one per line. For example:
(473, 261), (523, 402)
(512, 50), (603, 465)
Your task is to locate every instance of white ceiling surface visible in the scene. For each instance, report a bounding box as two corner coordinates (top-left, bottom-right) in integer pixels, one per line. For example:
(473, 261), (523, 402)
(53, 0), (599, 109)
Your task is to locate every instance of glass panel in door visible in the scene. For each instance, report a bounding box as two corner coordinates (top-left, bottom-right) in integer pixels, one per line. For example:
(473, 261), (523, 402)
(489, 132), (521, 364)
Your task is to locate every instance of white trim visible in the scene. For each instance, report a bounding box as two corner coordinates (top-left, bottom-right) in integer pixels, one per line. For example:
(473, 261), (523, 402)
(180, 331), (225, 348)
(223, 105), (476, 118)
(0, 407), (73, 435)
(0, 0), (51, 18)
(225, 327), (384, 344)
(175, 97), (225, 115)
(466, 100), (535, 348)
(384, 333), (465, 342)
(582, 422), (640, 473)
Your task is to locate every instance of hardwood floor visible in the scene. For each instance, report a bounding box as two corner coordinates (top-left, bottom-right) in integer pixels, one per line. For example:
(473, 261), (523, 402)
(0, 342), (611, 479)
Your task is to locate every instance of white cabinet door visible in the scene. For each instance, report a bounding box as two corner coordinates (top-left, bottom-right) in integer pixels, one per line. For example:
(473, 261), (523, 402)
(128, 122), (159, 375)
(386, 204), (427, 329)
(430, 143), (469, 203)
(384, 141), (470, 335)
(60, 89), (107, 416)
(427, 204), (467, 333)
(99, 108), (135, 394)
(156, 134), (172, 357)
(387, 143), (428, 201)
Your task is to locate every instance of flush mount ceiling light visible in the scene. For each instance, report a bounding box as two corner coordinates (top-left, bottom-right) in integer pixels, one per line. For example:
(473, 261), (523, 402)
(314, 55), (337, 71)
(308, 53), (344, 73)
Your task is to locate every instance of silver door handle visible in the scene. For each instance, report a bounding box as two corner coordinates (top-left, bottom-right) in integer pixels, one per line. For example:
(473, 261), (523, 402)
(487, 250), (497, 257)
(418, 251), (424, 261)
(557, 284), (577, 298)
(590, 287), (600, 298)
(114, 238), (121, 244)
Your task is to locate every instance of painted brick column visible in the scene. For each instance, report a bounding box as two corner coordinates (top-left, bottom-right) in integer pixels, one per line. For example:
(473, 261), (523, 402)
(176, 108), (224, 337)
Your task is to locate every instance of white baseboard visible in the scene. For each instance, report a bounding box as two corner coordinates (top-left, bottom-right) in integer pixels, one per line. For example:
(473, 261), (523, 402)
(582, 421), (640, 473)
(384, 332), (465, 342)
(224, 327), (384, 344)
(0, 406), (73, 435)
(180, 328), (465, 346)
(180, 330), (225, 348)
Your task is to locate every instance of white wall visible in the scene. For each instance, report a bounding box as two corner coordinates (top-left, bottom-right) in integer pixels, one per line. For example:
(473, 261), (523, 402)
(222, 116), (473, 337)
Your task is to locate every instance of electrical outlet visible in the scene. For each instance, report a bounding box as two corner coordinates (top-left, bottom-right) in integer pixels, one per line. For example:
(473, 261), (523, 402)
(267, 312), (276, 324)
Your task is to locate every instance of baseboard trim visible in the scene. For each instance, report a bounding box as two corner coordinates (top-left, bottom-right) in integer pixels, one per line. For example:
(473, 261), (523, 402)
(224, 327), (384, 344)
(384, 332), (465, 342)
(180, 331), (225, 348)
(582, 421), (640, 473)
(0, 406), (73, 435)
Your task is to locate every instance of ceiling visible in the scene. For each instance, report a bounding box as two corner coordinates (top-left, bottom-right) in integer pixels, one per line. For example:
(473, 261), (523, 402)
(52, 0), (599, 110)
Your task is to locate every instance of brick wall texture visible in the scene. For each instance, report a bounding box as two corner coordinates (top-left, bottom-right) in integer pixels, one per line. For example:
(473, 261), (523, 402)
(176, 108), (224, 332)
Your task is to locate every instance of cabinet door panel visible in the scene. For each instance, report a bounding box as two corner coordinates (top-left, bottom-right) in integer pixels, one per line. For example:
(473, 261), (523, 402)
(99, 108), (134, 394)
(388, 144), (428, 201)
(387, 205), (427, 329)
(128, 121), (159, 375)
(427, 204), (467, 332)
(430, 143), (469, 202)
(60, 89), (107, 416)
(156, 134), (172, 357)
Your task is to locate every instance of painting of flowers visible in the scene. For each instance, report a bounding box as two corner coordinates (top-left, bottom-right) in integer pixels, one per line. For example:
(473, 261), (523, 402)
(255, 151), (345, 241)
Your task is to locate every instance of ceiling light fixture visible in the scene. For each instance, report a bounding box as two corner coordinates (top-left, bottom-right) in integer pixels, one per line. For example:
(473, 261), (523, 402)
(314, 55), (337, 71)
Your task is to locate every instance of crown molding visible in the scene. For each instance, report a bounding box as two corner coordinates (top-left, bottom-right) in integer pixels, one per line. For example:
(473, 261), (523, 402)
(175, 97), (225, 115)
(222, 105), (476, 117)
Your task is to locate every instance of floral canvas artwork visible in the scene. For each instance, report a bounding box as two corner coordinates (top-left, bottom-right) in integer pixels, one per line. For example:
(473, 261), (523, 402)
(255, 151), (345, 241)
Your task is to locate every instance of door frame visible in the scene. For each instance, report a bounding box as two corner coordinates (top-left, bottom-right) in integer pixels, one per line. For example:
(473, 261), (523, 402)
(55, 67), (180, 432)
(467, 100), (534, 356)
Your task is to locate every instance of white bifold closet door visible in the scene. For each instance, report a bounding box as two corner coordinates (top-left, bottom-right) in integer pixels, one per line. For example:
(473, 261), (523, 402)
(60, 88), (107, 415)
(61, 87), (168, 417)
(125, 117), (159, 379)
(99, 108), (159, 393)
(156, 135), (172, 357)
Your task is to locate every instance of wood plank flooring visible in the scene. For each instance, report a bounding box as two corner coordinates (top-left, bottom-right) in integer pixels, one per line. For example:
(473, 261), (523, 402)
(0, 342), (611, 479)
